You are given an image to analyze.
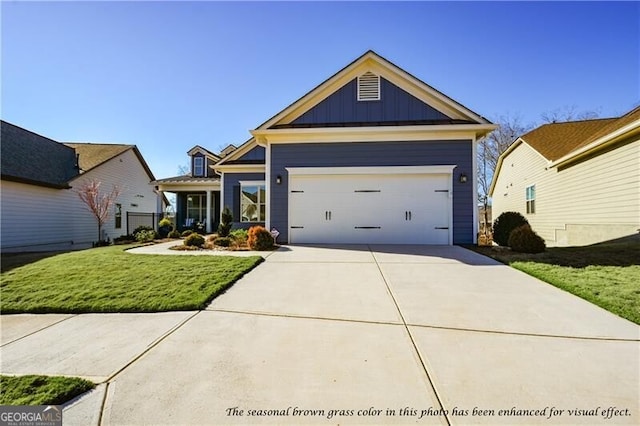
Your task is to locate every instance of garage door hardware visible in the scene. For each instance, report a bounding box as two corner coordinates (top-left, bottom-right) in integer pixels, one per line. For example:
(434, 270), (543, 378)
(355, 226), (381, 229)
(291, 226), (304, 229)
(325, 211), (332, 220)
(291, 190), (304, 193)
(435, 189), (449, 193)
(354, 189), (381, 192)
(435, 227), (449, 230)
(405, 211), (413, 221)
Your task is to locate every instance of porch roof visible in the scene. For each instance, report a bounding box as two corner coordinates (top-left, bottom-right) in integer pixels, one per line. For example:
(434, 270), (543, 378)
(153, 175), (221, 192)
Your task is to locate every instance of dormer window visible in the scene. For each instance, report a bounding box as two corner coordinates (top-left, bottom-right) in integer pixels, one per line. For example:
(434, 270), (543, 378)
(193, 156), (204, 177)
(357, 72), (380, 101)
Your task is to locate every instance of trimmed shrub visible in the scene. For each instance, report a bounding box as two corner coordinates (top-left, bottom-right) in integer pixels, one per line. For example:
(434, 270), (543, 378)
(135, 230), (157, 243)
(93, 239), (111, 247)
(508, 224), (546, 253)
(181, 229), (194, 238)
(247, 226), (274, 251)
(158, 217), (173, 237)
(218, 207), (233, 237)
(214, 237), (232, 247)
(168, 230), (181, 239)
(133, 225), (154, 236)
(184, 233), (205, 247)
(493, 212), (529, 247)
(113, 235), (135, 244)
(158, 217), (172, 228)
(230, 229), (248, 245)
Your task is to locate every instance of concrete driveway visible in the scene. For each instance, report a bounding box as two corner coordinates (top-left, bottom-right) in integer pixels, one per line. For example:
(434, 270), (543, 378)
(1, 245), (638, 425)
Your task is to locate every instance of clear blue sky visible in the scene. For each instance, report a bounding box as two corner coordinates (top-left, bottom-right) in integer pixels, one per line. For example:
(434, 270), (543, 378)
(2, 1), (638, 181)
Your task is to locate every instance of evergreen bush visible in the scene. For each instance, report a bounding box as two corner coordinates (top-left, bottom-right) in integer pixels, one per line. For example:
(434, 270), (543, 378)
(493, 211), (529, 247)
(508, 224), (546, 253)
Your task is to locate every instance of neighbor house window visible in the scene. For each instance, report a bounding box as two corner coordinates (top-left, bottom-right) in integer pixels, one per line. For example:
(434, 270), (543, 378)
(193, 157), (204, 176)
(186, 194), (206, 222)
(526, 185), (536, 214)
(115, 203), (122, 229)
(240, 181), (266, 222)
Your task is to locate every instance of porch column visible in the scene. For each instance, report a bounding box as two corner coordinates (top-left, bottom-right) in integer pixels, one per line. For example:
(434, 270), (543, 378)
(156, 189), (164, 215)
(206, 190), (212, 233)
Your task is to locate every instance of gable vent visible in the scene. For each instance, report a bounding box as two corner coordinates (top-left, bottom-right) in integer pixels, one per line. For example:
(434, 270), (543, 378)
(357, 72), (380, 101)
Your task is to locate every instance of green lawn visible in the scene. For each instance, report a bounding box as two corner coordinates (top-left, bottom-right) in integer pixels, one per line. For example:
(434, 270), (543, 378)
(0, 375), (95, 405)
(466, 239), (640, 325)
(0, 245), (263, 313)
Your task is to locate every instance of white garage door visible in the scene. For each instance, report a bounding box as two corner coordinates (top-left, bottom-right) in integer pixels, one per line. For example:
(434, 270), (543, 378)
(287, 166), (453, 244)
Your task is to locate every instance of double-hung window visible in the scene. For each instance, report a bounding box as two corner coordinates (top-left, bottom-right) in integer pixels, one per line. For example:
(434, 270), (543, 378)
(526, 185), (536, 214)
(115, 203), (122, 229)
(240, 181), (266, 222)
(193, 157), (204, 177)
(186, 194), (206, 222)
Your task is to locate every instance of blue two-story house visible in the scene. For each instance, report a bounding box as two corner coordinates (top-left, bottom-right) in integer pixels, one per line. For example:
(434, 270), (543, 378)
(154, 51), (495, 244)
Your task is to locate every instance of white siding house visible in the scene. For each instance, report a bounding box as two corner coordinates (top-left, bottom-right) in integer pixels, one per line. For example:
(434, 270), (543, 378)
(490, 107), (640, 246)
(1, 121), (164, 252)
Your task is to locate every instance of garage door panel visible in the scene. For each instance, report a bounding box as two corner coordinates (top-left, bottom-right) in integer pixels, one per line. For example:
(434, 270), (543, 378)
(288, 171), (452, 245)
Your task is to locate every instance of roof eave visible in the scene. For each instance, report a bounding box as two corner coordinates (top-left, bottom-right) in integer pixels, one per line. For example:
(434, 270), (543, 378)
(253, 124), (496, 145)
(1, 174), (72, 189)
(213, 137), (257, 166)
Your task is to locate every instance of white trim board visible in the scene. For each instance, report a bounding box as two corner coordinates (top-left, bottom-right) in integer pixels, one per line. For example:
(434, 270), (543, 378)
(286, 165), (456, 176)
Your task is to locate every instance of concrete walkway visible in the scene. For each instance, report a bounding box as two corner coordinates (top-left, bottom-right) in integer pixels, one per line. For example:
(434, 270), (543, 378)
(1, 245), (638, 425)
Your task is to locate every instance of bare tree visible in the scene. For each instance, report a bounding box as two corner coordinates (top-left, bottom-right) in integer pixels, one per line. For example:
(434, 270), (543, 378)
(478, 114), (532, 202)
(75, 179), (121, 242)
(540, 105), (600, 124)
(177, 164), (190, 175)
(478, 114), (533, 235)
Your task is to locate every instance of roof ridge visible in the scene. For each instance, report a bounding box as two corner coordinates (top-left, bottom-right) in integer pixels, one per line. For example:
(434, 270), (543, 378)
(540, 116), (617, 126)
(64, 142), (134, 147)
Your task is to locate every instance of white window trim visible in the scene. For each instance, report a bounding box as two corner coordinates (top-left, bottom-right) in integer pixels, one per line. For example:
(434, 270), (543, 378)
(193, 157), (204, 176)
(526, 184), (536, 214)
(239, 181), (266, 223)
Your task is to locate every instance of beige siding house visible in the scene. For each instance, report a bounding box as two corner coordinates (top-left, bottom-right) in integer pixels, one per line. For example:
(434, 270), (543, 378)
(489, 107), (640, 246)
(1, 121), (164, 252)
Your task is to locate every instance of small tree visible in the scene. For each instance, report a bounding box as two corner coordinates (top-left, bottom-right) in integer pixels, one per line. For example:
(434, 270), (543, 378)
(218, 206), (233, 237)
(75, 179), (121, 242)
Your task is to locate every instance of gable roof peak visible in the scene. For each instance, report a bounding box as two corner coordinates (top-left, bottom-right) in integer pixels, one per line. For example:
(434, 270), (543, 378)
(254, 50), (493, 133)
(187, 144), (220, 159)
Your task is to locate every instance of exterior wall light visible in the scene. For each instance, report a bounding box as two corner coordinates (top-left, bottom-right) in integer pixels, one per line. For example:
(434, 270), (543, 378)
(276, 175), (282, 185)
(459, 173), (468, 183)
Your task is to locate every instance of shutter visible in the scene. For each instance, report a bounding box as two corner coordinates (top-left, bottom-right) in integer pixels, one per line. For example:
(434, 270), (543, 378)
(357, 72), (380, 101)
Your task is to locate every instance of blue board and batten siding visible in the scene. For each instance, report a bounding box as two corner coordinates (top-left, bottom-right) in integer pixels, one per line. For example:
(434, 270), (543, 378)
(223, 172), (266, 229)
(290, 78), (451, 125)
(233, 146), (265, 162)
(270, 141), (474, 244)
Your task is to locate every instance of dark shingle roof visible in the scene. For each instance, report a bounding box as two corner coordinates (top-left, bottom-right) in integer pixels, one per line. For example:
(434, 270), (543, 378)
(1, 121), (78, 188)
